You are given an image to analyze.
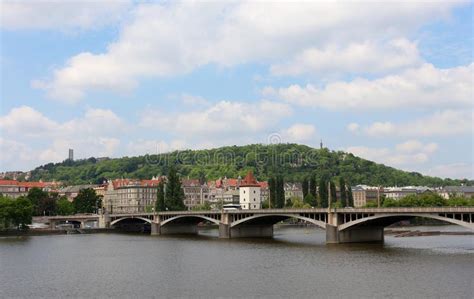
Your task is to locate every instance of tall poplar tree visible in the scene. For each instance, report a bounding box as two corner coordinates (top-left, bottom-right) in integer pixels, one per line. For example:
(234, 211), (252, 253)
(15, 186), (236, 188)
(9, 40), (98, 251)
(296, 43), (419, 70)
(165, 166), (186, 211)
(318, 177), (328, 208)
(302, 177), (309, 199)
(309, 175), (317, 198)
(268, 177), (276, 209)
(329, 181), (337, 207)
(275, 175), (285, 208)
(155, 181), (165, 212)
(339, 177), (347, 207)
(346, 183), (354, 207)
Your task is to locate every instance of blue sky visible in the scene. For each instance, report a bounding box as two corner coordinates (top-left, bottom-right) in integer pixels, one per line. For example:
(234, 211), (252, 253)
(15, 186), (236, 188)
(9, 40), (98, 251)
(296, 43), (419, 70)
(0, 1), (473, 179)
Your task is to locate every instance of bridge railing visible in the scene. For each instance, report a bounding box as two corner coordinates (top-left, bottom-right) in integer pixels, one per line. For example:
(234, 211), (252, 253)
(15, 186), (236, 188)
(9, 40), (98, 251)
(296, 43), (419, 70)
(337, 207), (474, 213)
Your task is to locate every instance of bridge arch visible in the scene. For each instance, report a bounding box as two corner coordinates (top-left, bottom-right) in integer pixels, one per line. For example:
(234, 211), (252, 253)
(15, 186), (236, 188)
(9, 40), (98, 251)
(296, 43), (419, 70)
(160, 215), (220, 226)
(110, 216), (153, 226)
(338, 213), (474, 231)
(230, 214), (326, 229)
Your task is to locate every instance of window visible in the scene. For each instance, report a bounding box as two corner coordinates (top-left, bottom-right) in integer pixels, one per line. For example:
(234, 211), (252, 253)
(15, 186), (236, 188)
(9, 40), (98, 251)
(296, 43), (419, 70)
(243, 190), (246, 194)
(253, 190), (256, 194)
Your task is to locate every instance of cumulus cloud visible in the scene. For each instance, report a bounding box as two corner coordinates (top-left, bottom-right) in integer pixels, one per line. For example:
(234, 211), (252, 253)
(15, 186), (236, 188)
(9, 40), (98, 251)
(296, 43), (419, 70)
(0, 0), (131, 31)
(140, 100), (292, 137)
(351, 110), (473, 137)
(280, 124), (317, 143)
(31, 1), (467, 102)
(346, 140), (439, 167)
(0, 106), (126, 169)
(268, 63), (473, 110)
(270, 39), (422, 76)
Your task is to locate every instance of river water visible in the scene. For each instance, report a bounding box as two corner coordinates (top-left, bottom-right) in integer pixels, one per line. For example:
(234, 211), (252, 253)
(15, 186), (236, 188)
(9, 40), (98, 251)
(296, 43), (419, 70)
(1, 226), (473, 298)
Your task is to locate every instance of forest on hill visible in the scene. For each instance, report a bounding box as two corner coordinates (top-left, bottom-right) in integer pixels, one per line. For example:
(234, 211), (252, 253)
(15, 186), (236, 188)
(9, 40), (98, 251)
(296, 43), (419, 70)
(29, 144), (472, 186)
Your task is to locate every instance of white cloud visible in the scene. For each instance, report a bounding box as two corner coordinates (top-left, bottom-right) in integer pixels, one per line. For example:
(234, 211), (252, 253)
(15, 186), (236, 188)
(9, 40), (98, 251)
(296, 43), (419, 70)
(0, 106), (126, 169)
(0, 106), (58, 137)
(426, 163), (474, 179)
(32, 1), (467, 102)
(0, 0), (131, 31)
(360, 110), (473, 137)
(269, 63), (473, 110)
(280, 124), (317, 143)
(346, 140), (439, 167)
(270, 39), (422, 76)
(395, 140), (438, 154)
(0, 138), (35, 170)
(140, 100), (292, 137)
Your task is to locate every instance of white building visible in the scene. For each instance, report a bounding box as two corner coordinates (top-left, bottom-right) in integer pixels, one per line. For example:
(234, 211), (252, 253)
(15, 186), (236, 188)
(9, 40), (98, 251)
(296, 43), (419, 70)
(239, 171), (261, 210)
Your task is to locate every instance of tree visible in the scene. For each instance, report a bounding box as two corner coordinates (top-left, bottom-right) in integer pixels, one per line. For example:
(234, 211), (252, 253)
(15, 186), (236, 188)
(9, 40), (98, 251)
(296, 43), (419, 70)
(346, 182), (354, 207)
(155, 181), (165, 212)
(191, 201), (212, 211)
(303, 193), (318, 207)
(309, 175), (317, 198)
(289, 196), (311, 209)
(329, 181), (337, 207)
(268, 177), (276, 209)
(0, 196), (33, 230)
(56, 197), (74, 215)
(73, 188), (101, 214)
(164, 166), (186, 211)
(318, 177), (328, 208)
(26, 187), (49, 216)
(339, 177), (347, 207)
(275, 175), (285, 208)
(302, 177), (309, 199)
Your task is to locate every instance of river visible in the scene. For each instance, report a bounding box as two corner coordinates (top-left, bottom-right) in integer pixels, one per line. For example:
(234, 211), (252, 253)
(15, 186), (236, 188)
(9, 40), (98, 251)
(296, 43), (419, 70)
(1, 226), (473, 298)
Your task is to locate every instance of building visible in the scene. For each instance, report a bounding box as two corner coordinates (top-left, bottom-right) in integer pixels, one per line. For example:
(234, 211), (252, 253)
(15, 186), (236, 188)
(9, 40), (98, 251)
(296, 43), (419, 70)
(383, 186), (431, 200)
(182, 179), (210, 209)
(103, 179), (161, 214)
(352, 185), (382, 207)
(437, 186), (474, 199)
(284, 182), (303, 200)
(0, 180), (58, 199)
(58, 184), (99, 202)
(68, 149), (74, 161)
(258, 181), (269, 203)
(239, 171), (261, 210)
(209, 189), (240, 207)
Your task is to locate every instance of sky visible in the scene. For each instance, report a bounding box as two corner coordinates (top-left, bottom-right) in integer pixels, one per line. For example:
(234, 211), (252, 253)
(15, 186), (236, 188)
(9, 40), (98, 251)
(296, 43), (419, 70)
(0, 0), (473, 179)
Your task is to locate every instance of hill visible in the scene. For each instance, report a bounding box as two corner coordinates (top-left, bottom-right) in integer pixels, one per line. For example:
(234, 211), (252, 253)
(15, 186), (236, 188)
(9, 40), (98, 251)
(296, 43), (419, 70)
(29, 144), (471, 186)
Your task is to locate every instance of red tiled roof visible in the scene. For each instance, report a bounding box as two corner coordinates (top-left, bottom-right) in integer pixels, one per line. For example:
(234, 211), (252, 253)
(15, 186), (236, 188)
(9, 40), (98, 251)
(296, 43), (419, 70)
(0, 180), (19, 186)
(18, 182), (46, 188)
(258, 181), (268, 189)
(240, 171), (260, 187)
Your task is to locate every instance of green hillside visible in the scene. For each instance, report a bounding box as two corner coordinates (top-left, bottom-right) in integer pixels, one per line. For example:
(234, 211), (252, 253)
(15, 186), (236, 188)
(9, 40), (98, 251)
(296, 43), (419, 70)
(29, 144), (471, 186)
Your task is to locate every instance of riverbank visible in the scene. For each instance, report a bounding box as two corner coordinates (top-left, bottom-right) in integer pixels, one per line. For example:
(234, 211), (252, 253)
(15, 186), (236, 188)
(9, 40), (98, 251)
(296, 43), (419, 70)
(0, 228), (115, 236)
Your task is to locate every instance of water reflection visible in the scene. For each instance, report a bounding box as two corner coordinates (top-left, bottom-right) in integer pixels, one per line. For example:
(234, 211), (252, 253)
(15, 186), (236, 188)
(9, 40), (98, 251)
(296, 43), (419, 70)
(0, 226), (472, 298)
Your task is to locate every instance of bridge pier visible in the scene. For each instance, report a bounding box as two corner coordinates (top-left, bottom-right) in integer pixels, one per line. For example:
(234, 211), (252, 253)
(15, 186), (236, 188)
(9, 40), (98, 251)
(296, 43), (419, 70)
(151, 223), (161, 236)
(230, 225), (273, 238)
(159, 224), (198, 235)
(219, 224), (274, 238)
(219, 223), (230, 238)
(326, 225), (384, 244)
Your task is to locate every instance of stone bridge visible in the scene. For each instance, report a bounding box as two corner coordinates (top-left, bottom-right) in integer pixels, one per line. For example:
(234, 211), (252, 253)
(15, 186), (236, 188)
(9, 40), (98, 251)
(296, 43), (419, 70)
(44, 207), (474, 243)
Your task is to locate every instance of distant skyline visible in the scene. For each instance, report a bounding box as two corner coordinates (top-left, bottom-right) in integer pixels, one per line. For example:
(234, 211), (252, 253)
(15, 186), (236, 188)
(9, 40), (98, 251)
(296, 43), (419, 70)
(0, 1), (472, 179)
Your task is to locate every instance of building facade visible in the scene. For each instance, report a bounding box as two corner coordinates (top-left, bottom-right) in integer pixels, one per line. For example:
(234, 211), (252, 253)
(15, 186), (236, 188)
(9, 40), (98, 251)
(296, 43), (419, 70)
(103, 179), (161, 213)
(239, 172), (261, 210)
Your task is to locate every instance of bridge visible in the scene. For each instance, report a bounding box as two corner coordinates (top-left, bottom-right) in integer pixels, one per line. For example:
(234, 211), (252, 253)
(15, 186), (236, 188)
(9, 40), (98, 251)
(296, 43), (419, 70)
(43, 207), (474, 243)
